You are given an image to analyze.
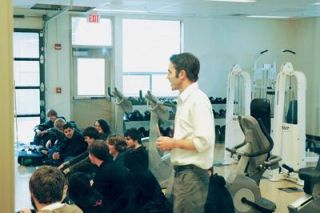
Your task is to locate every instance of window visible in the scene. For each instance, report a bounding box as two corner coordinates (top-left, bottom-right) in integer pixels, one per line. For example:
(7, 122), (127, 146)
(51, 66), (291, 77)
(122, 19), (181, 97)
(72, 16), (112, 97)
(77, 58), (105, 96)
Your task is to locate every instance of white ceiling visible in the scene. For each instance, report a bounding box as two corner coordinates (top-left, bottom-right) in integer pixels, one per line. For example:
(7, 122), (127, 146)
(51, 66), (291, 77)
(13, 0), (320, 18)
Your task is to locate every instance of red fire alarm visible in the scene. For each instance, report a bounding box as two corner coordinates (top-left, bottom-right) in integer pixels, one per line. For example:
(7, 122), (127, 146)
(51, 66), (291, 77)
(55, 87), (62, 94)
(54, 43), (62, 50)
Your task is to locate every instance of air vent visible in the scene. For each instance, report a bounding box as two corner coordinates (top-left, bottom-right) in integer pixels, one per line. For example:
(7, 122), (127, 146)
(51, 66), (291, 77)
(31, 4), (63, 11)
(31, 4), (93, 12)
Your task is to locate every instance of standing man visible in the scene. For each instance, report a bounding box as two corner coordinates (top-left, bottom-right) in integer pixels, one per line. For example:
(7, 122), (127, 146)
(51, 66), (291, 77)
(156, 52), (215, 213)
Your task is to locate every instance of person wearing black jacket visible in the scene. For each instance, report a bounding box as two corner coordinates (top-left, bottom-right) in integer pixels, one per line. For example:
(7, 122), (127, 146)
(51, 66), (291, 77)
(124, 150), (172, 213)
(60, 126), (101, 177)
(88, 141), (133, 213)
(107, 135), (128, 166)
(50, 122), (87, 165)
(32, 109), (58, 146)
(124, 128), (149, 170)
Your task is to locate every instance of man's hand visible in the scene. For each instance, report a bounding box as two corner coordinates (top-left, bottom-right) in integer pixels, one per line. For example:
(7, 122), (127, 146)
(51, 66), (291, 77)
(52, 152), (60, 160)
(156, 136), (175, 151)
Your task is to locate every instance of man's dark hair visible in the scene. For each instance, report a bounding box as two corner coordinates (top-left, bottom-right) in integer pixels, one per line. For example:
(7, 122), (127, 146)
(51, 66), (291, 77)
(107, 135), (127, 152)
(63, 122), (74, 130)
(88, 141), (112, 162)
(46, 109), (58, 117)
(83, 126), (100, 140)
(169, 52), (200, 82)
(29, 166), (66, 204)
(96, 119), (111, 136)
(124, 128), (142, 144)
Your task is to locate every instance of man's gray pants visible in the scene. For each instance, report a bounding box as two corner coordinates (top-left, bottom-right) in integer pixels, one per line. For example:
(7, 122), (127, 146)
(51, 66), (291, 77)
(173, 165), (209, 213)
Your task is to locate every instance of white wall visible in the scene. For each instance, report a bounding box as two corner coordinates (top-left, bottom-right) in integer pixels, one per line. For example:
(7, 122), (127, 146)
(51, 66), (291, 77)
(45, 14), (72, 121)
(292, 17), (320, 135)
(183, 17), (295, 97)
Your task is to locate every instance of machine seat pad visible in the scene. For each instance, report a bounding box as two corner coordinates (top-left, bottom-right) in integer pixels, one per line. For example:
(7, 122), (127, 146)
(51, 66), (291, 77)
(299, 167), (320, 181)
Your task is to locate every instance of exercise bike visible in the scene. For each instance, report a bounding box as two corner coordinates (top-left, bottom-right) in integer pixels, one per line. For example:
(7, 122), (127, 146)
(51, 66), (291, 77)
(226, 115), (281, 213)
(288, 145), (320, 212)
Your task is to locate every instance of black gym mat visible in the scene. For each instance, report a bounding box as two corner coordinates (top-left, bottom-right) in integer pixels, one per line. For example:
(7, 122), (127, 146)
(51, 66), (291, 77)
(278, 187), (303, 193)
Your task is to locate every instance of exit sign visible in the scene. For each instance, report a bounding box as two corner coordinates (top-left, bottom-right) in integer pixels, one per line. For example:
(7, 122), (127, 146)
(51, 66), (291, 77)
(87, 13), (100, 23)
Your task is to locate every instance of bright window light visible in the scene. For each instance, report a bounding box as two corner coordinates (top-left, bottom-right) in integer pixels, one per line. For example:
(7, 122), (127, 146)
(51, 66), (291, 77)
(123, 19), (181, 73)
(77, 58), (105, 96)
(122, 19), (181, 97)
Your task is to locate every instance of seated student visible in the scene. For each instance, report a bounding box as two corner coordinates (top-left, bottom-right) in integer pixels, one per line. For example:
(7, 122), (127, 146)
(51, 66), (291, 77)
(94, 119), (111, 141)
(107, 135), (128, 165)
(32, 109), (59, 146)
(124, 150), (171, 213)
(18, 166), (82, 213)
(124, 128), (149, 169)
(50, 122), (87, 165)
(60, 126), (101, 177)
(68, 172), (107, 213)
(41, 118), (66, 156)
(88, 141), (132, 213)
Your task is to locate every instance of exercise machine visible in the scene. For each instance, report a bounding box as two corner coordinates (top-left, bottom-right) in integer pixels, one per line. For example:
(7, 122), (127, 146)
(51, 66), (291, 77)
(144, 91), (174, 193)
(108, 87), (133, 134)
(226, 115), (281, 213)
(288, 145), (320, 212)
(272, 62), (311, 183)
(224, 64), (252, 163)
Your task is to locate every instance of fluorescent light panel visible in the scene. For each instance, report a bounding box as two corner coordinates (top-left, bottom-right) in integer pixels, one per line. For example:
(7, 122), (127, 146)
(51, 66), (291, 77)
(247, 15), (290, 19)
(207, 0), (256, 3)
(313, 2), (320, 5)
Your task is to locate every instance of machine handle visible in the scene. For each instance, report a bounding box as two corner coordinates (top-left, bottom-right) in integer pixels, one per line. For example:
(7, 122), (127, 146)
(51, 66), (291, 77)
(282, 164), (295, 173)
(260, 49), (268, 55)
(107, 87), (114, 98)
(282, 49), (296, 55)
(264, 155), (282, 167)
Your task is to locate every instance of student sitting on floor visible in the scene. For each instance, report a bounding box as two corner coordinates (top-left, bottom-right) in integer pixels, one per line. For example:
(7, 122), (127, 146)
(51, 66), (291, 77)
(68, 172), (107, 213)
(60, 126), (101, 178)
(94, 119), (111, 141)
(88, 141), (133, 213)
(106, 135), (128, 166)
(124, 150), (172, 213)
(32, 109), (59, 146)
(48, 122), (87, 166)
(124, 128), (149, 170)
(18, 166), (82, 213)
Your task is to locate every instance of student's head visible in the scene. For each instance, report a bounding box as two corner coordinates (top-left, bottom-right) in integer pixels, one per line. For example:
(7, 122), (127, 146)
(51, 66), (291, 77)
(54, 118), (66, 132)
(47, 109), (58, 122)
(94, 119), (111, 136)
(83, 126), (100, 145)
(168, 53), (200, 91)
(124, 128), (142, 148)
(88, 141), (112, 166)
(29, 166), (66, 210)
(63, 122), (75, 139)
(107, 135), (127, 157)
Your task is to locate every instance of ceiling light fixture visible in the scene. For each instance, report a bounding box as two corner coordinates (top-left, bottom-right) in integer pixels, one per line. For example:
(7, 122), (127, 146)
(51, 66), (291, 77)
(247, 15), (290, 19)
(313, 2), (320, 5)
(207, 0), (256, 3)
